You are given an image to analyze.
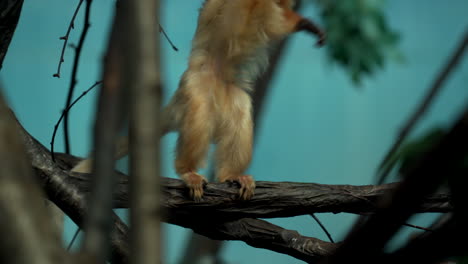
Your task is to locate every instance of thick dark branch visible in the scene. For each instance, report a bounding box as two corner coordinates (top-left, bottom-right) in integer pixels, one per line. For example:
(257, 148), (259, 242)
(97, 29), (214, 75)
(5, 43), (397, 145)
(69, 171), (451, 218)
(169, 216), (339, 263)
(56, 151), (451, 218)
(0, 0), (23, 70)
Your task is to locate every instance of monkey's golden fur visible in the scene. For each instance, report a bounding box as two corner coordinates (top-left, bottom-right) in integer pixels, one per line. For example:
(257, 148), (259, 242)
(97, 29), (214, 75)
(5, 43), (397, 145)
(72, 0), (325, 201)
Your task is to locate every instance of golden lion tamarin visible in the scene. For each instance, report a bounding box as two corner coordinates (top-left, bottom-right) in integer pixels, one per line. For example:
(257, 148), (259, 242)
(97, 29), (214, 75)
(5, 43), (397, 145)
(72, 0), (325, 201)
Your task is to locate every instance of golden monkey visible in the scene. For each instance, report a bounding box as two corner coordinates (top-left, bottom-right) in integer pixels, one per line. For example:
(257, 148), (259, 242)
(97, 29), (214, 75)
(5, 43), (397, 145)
(72, 0), (325, 201)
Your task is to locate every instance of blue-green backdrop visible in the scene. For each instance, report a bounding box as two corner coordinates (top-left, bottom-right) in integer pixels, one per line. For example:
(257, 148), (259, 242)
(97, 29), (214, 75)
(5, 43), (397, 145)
(1, 0), (467, 263)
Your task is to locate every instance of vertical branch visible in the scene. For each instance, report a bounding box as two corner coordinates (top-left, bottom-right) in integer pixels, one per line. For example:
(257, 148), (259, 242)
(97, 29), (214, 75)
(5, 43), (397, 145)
(80, 4), (125, 263)
(123, 0), (163, 263)
(0, 0), (24, 70)
(0, 87), (64, 263)
(62, 0), (92, 154)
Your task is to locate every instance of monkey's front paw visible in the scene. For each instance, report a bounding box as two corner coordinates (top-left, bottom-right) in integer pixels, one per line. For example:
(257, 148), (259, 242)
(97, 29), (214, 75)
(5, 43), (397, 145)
(181, 172), (207, 202)
(235, 175), (256, 200)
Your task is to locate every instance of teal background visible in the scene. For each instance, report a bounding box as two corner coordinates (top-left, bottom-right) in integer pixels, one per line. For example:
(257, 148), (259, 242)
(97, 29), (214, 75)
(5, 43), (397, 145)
(1, 0), (467, 263)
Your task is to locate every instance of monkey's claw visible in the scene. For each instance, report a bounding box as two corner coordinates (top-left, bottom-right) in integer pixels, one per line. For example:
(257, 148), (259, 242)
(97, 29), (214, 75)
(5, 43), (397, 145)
(236, 175), (256, 200)
(181, 172), (207, 202)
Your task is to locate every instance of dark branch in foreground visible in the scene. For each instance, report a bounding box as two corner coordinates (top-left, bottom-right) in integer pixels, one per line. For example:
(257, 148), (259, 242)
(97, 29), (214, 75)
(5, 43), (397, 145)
(0, 0), (24, 70)
(377, 29), (468, 184)
(323, 108), (468, 264)
(81, 1), (124, 261)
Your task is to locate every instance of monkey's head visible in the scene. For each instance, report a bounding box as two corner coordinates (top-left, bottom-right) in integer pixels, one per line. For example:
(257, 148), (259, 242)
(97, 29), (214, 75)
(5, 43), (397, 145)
(267, 0), (326, 46)
(197, 0), (325, 49)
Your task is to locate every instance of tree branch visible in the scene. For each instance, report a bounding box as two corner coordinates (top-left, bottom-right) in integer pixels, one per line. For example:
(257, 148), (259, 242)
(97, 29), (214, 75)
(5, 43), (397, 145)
(122, 0), (163, 263)
(10, 108), (453, 263)
(169, 217), (339, 264)
(62, 0), (93, 154)
(111, 175), (449, 216)
(0, 0), (24, 70)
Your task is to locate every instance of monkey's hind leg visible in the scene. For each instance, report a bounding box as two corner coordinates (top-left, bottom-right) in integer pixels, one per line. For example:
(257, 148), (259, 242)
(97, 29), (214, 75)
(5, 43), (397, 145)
(215, 106), (255, 200)
(175, 93), (213, 201)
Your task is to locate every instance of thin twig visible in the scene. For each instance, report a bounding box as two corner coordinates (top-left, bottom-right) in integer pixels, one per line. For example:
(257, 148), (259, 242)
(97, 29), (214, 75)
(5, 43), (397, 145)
(67, 228), (81, 251)
(377, 29), (468, 184)
(311, 214), (335, 243)
(402, 223), (433, 232)
(159, 23), (178, 51)
(53, 0), (84, 78)
(50, 81), (101, 162)
(62, 0), (93, 154)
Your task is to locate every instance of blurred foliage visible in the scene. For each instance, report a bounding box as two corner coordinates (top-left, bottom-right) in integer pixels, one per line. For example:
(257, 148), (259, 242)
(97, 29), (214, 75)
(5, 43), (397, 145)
(378, 128), (446, 177)
(378, 127), (468, 177)
(459, 256), (468, 264)
(316, 0), (402, 84)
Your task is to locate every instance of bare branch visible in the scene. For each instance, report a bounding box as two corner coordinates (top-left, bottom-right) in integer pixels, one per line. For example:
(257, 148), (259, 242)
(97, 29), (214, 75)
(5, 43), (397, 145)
(62, 0), (93, 155)
(0, 0), (24, 70)
(51, 80), (101, 161)
(52, 0), (84, 78)
(159, 23), (178, 51)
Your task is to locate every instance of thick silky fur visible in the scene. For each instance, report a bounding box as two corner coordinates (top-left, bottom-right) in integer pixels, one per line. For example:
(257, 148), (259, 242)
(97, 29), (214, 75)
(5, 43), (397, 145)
(73, 0), (307, 200)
